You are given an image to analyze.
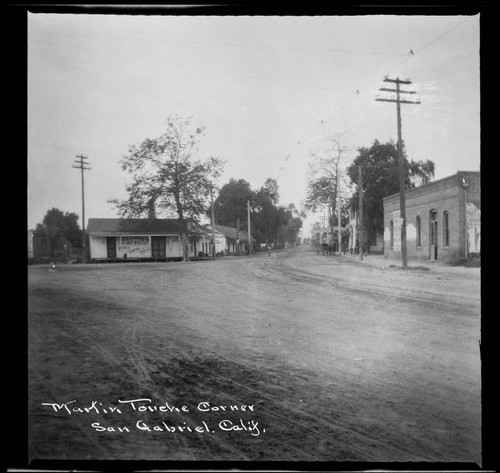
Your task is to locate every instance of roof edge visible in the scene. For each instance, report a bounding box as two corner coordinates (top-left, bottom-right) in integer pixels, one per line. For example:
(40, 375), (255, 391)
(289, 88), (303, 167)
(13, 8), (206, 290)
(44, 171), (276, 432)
(383, 171), (480, 201)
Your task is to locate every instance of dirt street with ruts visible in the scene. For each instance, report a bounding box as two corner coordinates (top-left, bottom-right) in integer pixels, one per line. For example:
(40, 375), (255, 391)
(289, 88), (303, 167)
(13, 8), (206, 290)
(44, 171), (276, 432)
(28, 246), (481, 463)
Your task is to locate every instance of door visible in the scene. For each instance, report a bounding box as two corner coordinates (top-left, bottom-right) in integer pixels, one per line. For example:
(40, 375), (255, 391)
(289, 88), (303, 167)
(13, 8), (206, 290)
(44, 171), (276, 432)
(429, 211), (438, 260)
(151, 236), (166, 258)
(106, 237), (117, 259)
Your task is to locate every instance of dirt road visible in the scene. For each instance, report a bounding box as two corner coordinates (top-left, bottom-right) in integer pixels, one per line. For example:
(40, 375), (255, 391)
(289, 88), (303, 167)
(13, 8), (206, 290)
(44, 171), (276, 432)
(27, 246), (481, 463)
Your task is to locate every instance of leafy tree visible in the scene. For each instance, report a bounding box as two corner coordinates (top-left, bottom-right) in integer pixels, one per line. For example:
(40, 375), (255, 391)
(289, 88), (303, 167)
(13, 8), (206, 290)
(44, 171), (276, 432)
(252, 178), (286, 244)
(44, 208), (82, 246)
(212, 176), (304, 249)
(111, 115), (224, 261)
(250, 179), (305, 248)
(304, 137), (352, 247)
(346, 139), (435, 237)
(276, 204), (303, 248)
(33, 208), (82, 257)
(257, 177), (279, 206)
(212, 178), (255, 227)
(304, 175), (335, 212)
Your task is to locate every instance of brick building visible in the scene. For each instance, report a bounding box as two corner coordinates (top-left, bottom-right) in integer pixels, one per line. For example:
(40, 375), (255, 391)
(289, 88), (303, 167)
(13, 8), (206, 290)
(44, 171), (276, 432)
(383, 171), (480, 264)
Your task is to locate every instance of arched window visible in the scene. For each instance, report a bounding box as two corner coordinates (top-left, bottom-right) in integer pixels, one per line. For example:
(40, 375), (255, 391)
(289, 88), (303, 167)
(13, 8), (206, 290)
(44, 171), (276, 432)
(416, 215), (421, 248)
(443, 211), (450, 247)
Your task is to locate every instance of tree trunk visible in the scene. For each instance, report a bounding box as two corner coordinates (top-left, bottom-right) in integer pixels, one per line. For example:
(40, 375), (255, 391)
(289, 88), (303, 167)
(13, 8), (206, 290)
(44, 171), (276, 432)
(329, 198), (335, 247)
(175, 192), (190, 261)
(180, 232), (190, 262)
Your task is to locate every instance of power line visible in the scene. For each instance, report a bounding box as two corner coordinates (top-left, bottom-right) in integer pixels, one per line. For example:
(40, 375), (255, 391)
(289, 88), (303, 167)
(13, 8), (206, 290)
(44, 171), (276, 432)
(29, 140), (114, 158)
(38, 31), (409, 56)
(29, 53), (287, 145)
(31, 16), (477, 214)
(415, 16), (472, 56)
(31, 15), (476, 162)
(30, 39), (339, 93)
(29, 48), (319, 126)
(274, 16), (476, 181)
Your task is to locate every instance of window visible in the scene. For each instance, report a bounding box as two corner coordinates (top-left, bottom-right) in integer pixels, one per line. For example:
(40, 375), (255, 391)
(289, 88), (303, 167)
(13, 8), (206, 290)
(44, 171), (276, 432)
(430, 210), (438, 260)
(390, 220), (394, 249)
(443, 211), (450, 247)
(416, 216), (421, 248)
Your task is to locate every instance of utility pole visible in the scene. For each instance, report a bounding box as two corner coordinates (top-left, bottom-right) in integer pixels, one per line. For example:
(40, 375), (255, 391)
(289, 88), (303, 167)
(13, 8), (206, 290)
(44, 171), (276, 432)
(358, 165), (364, 261)
(72, 154), (91, 263)
(328, 200), (334, 249)
(376, 76), (420, 268)
(210, 187), (216, 260)
(247, 200), (252, 255)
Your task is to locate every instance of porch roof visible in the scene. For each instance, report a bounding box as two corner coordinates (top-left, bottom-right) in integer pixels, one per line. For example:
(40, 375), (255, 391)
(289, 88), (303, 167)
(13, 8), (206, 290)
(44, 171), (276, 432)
(214, 224), (252, 241)
(87, 218), (204, 236)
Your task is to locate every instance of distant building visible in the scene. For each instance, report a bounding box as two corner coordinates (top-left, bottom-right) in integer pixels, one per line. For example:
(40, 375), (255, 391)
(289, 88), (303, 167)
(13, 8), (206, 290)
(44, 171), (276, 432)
(214, 224), (253, 255)
(311, 221), (334, 246)
(198, 225), (226, 257)
(310, 219), (349, 252)
(346, 205), (383, 254)
(383, 171), (480, 263)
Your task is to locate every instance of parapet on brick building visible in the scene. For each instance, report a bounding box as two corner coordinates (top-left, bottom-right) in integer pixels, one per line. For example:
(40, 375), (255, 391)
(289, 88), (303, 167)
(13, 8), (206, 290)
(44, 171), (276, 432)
(383, 171), (480, 264)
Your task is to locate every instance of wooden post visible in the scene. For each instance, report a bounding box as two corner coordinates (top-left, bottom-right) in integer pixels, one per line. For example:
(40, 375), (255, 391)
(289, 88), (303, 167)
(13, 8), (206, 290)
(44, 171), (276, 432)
(210, 188), (216, 260)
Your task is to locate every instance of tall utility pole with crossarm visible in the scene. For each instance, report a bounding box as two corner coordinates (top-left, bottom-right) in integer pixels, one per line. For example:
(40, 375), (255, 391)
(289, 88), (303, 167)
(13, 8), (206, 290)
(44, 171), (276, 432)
(358, 165), (364, 262)
(72, 154), (91, 263)
(376, 76), (420, 268)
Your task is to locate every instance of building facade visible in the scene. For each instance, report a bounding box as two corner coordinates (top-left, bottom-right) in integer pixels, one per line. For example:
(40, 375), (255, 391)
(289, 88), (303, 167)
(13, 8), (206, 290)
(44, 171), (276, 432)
(383, 171), (480, 264)
(196, 226), (225, 257)
(214, 224), (252, 255)
(88, 218), (222, 262)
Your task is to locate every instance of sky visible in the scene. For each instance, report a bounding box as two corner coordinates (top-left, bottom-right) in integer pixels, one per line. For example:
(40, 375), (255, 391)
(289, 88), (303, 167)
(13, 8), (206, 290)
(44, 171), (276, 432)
(27, 12), (481, 236)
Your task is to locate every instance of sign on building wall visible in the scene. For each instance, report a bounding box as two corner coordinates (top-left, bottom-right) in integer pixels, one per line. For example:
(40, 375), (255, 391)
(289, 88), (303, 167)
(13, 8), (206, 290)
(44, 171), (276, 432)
(118, 236), (151, 257)
(467, 202), (481, 254)
(392, 211), (402, 252)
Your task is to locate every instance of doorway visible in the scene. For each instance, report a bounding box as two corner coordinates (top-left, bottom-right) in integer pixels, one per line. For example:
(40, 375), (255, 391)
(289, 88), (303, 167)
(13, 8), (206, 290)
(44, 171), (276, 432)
(151, 236), (166, 258)
(106, 237), (117, 259)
